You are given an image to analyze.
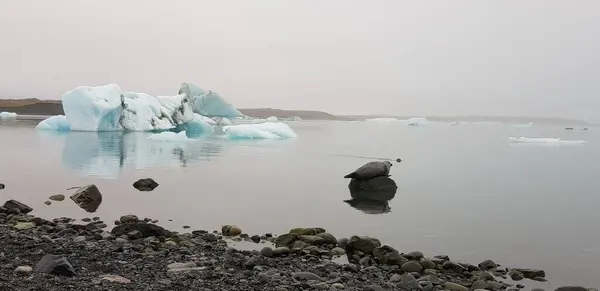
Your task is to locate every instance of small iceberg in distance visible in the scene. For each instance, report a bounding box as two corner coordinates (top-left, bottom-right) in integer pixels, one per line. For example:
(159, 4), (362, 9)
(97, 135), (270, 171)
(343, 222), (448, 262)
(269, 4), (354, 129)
(365, 118), (400, 123)
(512, 122), (534, 128)
(407, 117), (428, 126)
(223, 122), (297, 139)
(508, 137), (587, 144)
(148, 131), (190, 142)
(0, 112), (17, 120)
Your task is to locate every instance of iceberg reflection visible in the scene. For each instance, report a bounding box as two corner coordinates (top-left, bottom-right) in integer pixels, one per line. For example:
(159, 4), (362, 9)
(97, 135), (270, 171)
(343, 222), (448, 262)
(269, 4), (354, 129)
(39, 131), (223, 179)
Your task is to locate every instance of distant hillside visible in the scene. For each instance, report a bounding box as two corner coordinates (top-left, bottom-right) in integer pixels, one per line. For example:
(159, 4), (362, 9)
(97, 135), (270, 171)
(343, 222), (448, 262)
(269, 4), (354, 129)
(341, 114), (593, 126)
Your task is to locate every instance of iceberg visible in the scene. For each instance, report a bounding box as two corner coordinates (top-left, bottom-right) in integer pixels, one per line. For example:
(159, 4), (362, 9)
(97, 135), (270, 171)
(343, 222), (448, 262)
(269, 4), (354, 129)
(222, 122), (297, 139)
(148, 131), (189, 142)
(62, 84), (195, 131)
(513, 122), (533, 128)
(266, 116), (279, 122)
(212, 117), (232, 126)
(178, 82), (242, 118)
(184, 113), (214, 136)
(0, 112), (17, 120)
(407, 117), (428, 126)
(36, 115), (71, 131)
(508, 137), (587, 144)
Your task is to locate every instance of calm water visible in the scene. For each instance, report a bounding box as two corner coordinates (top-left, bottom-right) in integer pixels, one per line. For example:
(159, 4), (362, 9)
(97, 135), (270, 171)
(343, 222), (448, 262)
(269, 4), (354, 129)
(1, 119), (599, 288)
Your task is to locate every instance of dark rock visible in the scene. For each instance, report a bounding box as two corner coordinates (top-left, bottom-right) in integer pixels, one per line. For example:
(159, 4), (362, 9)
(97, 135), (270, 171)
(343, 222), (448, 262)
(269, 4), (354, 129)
(554, 287), (588, 291)
(111, 222), (171, 238)
(316, 232), (337, 245)
(442, 261), (466, 273)
(44, 201), (52, 205)
(509, 270), (525, 281)
(0, 183), (4, 189)
(420, 259), (436, 270)
(49, 194), (65, 201)
(70, 184), (102, 212)
(3, 200), (33, 214)
(298, 235), (325, 245)
(289, 227), (326, 236)
(478, 259), (498, 270)
(133, 178), (159, 191)
(292, 272), (324, 282)
(274, 233), (298, 247)
(221, 225), (242, 236)
(261, 247), (274, 257)
(337, 237), (349, 249)
(273, 247), (291, 257)
(405, 251), (424, 260)
(348, 176), (397, 201)
(402, 260), (424, 272)
(347, 235), (381, 254)
(511, 268), (545, 279)
(373, 245), (408, 266)
(250, 235), (261, 243)
(203, 233), (218, 242)
(34, 255), (76, 277)
(120, 215), (139, 224)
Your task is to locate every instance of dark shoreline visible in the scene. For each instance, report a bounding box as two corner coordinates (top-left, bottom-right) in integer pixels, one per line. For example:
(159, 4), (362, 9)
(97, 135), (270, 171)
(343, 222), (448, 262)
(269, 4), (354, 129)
(1, 194), (596, 291)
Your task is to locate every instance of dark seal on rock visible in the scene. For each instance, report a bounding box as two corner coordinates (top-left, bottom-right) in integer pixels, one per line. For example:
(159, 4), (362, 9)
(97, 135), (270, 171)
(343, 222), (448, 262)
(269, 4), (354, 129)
(133, 178), (159, 191)
(35, 255), (76, 277)
(344, 161), (394, 180)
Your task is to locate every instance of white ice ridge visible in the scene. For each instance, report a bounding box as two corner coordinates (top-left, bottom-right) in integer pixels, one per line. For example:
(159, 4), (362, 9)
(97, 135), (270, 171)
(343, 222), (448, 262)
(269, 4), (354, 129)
(223, 122), (297, 139)
(35, 115), (71, 131)
(365, 118), (400, 123)
(0, 112), (17, 119)
(266, 116), (279, 122)
(148, 131), (190, 142)
(508, 137), (587, 144)
(178, 82), (242, 118)
(407, 117), (428, 126)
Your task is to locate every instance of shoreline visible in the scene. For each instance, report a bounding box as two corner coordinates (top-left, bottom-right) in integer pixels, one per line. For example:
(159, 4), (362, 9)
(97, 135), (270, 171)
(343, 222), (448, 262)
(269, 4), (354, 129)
(0, 188), (595, 291)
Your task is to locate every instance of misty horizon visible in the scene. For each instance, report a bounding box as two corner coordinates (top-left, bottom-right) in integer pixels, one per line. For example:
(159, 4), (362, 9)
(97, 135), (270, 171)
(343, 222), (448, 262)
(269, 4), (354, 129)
(1, 0), (599, 121)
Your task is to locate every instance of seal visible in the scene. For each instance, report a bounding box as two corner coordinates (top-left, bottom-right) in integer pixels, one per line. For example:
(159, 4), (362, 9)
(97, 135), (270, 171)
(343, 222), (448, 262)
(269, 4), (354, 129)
(343, 161), (394, 180)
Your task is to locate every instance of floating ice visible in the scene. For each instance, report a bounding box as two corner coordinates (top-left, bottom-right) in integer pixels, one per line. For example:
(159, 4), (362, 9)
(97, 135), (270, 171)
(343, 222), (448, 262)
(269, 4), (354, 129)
(513, 122), (533, 128)
(223, 122), (297, 139)
(62, 84), (194, 131)
(184, 113), (214, 136)
(407, 117), (428, 126)
(36, 115), (71, 131)
(365, 118), (400, 123)
(0, 112), (17, 120)
(179, 82), (242, 118)
(266, 116), (279, 122)
(508, 137), (587, 144)
(148, 131), (189, 142)
(213, 117), (232, 126)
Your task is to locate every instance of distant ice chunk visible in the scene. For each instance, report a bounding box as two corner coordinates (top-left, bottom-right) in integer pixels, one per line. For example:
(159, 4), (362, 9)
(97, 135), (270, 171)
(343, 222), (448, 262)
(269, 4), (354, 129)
(212, 117), (232, 126)
(508, 137), (587, 144)
(0, 112), (17, 120)
(184, 113), (214, 135)
(266, 116), (279, 122)
(290, 116), (302, 121)
(365, 118), (400, 123)
(36, 115), (71, 131)
(179, 82), (242, 118)
(62, 84), (194, 131)
(148, 131), (189, 142)
(513, 122), (533, 128)
(223, 122), (297, 139)
(407, 117), (428, 126)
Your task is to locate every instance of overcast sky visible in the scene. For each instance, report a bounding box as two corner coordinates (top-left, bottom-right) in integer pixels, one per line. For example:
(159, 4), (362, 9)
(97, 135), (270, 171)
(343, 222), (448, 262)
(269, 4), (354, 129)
(0, 0), (598, 121)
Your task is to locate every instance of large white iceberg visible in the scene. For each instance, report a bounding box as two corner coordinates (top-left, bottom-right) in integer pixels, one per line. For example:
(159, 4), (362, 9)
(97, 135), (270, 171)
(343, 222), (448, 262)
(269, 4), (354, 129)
(62, 84), (195, 131)
(0, 112), (17, 120)
(222, 122), (297, 139)
(36, 115), (71, 131)
(179, 82), (242, 118)
(508, 137), (587, 144)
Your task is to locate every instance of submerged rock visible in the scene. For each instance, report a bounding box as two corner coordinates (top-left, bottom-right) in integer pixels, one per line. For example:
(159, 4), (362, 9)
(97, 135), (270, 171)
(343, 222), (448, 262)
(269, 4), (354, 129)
(133, 178), (159, 191)
(35, 255), (76, 277)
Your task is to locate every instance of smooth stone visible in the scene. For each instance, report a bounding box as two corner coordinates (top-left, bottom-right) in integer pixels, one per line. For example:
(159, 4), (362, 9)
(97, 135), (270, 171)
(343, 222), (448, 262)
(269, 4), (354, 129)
(14, 266), (33, 275)
(273, 247), (291, 257)
(443, 282), (468, 291)
(101, 275), (131, 284)
(44, 201), (51, 205)
(347, 235), (381, 254)
(14, 222), (36, 230)
(315, 232), (338, 245)
(478, 259), (498, 270)
(292, 271), (324, 282)
(119, 215), (139, 224)
(405, 251), (424, 260)
(261, 247), (274, 257)
(221, 225), (242, 236)
(311, 282), (329, 290)
(389, 273), (403, 283)
(509, 270), (525, 281)
(555, 288), (588, 291)
(298, 235), (325, 245)
(331, 247), (346, 256)
(512, 268), (545, 279)
(73, 236), (86, 243)
(132, 178), (159, 191)
(401, 260), (424, 272)
(3, 200), (33, 214)
(274, 233), (298, 247)
(49, 194), (66, 201)
(291, 240), (309, 250)
(332, 283), (345, 289)
(420, 259), (436, 270)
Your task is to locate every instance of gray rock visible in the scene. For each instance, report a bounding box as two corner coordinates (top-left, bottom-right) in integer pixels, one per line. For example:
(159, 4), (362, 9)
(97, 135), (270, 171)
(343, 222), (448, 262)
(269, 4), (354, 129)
(402, 260), (424, 272)
(442, 261), (466, 272)
(373, 245), (408, 266)
(405, 251), (424, 260)
(14, 222), (36, 230)
(332, 283), (345, 289)
(3, 200), (33, 214)
(420, 259), (436, 270)
(509, 270), (525, 281)
(274, 233), (298, 247)
(347, 235), (381, 254)
(101, 275), (131, 284)
(291, 240), (308, 250)
(478, 259), (498, 270)
(390, 274), (403, 283)
(337, 237), (349, 249)
(292, 271), (324, 282)
(555, 288), (588, 291)
(111, 222), (171, 238)
(133, 178), (159, 191)
(331, 247), (346, 256)
(420, 280), (434, 291)
(203, 233), (218, 242)
(35, 255), (76, 277)
(316, 232), (338, 245)
(14, 266), (33, 275)
(44, 201), (51, 205)
(311, 282), (329, 290)
(298, 235), (324, 245)
(472, 271), (495, 281)
(250, 235), (261, 243)
(418, 274), (443, 285)
(120, 215), (139, 223)
(443, 282), (468, 291)
(72, 236), (86, 243)
(49, 194), (66, 201)
(511, 268), (545, 279)
(273, 247), (291, 257)
(70, 184), (102, 212)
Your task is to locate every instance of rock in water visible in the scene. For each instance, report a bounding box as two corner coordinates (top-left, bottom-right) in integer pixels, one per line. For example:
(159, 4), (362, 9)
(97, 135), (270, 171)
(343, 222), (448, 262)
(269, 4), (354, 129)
(343, 161), (393, 180)
(111, 222), (171, 238)
(49, 194), (65, 201)
(348, 176), (398, 200)
(0, 183), (4, 189)
(3, 200), (33, 214)
(35, 255), (76, 277)
(133, 178), (159, 191)
(70, 184), (102, 212)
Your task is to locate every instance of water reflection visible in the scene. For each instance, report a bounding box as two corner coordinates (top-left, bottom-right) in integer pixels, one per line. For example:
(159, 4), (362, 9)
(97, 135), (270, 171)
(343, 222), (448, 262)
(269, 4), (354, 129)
(39, 131), (224, 179)
(344, 177), (397, 214)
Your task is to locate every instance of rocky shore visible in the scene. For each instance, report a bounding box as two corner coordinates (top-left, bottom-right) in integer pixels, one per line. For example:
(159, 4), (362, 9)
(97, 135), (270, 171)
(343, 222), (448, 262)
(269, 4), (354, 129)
(0, 198), (597, 291)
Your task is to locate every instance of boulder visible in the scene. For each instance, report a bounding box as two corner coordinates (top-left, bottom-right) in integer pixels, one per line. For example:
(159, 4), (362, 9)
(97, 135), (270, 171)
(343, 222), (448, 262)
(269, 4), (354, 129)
(347, 235), (381, 254)
(221, 225), (242, 236)
(111, 222), (171, 238)
(133, 178), (159, 191)
(3, 200), (33, 214)
(316, 232), (338, 245)
(274, 233), (298, 247)
(511, 268), (545, 279)
(35, 255), (76, 277)
(70, 185), (102, 212)
(49, 194), (65, 202)
(289, 227), (326, 236)
(298, 235), (325, 245)
(348, 176), (397, 201)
